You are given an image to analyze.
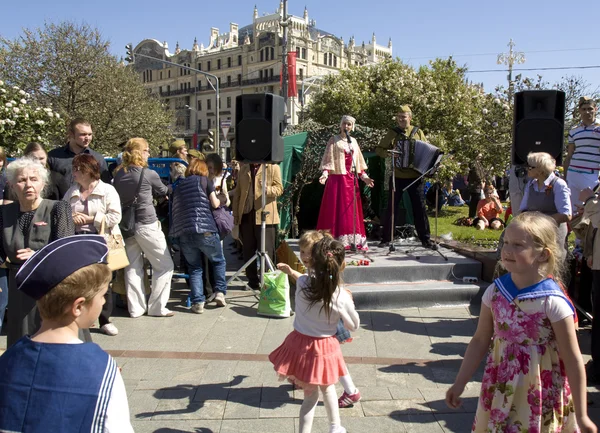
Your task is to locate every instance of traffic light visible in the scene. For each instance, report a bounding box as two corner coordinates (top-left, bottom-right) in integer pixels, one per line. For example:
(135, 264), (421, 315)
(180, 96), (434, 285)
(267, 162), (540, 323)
(125, 43), (135, 63)
(203, 129), (215, 152)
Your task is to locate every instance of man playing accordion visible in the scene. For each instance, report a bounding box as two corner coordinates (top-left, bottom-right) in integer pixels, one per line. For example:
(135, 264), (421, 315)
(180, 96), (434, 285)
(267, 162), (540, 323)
(376, 105), (435, 249)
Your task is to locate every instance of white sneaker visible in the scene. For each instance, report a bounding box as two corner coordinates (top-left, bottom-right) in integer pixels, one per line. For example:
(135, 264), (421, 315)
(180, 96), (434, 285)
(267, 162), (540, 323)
(329, 426), (346, 433)
(100, 323), (119, 336)
(215, 292), (227, 307)
(191, 302), (205, 314)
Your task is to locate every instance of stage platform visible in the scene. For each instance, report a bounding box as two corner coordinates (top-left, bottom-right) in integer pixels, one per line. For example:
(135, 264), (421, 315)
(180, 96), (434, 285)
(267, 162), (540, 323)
(282, 239), (487, 310)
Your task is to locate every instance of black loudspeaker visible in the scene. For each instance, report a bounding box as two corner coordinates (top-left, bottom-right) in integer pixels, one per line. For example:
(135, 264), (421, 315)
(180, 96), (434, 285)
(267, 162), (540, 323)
(235, 93), (285, 163)
(513, 90), (565, 165)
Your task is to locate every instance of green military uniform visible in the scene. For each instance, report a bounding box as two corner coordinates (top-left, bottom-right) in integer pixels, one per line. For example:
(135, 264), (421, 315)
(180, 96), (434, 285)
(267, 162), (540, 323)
(377, 107), (432, 246)
(376, 125), (427, 179)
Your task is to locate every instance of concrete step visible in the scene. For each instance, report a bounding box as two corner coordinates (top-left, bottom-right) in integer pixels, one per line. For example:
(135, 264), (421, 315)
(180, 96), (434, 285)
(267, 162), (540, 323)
(348, 280), (487, 310)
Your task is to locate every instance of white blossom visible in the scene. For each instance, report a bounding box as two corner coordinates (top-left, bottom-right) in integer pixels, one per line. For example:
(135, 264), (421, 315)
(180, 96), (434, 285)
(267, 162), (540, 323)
(35, 120), (45, 125)
(5, 102), (12, 108)
(55, 113), (60, 119)
(20, 99), (27, 104)
(13, 107), (19, 114)
(18, 90), (26, 96)
(0, 80), (4, 86)
(482, 108), (488, 115)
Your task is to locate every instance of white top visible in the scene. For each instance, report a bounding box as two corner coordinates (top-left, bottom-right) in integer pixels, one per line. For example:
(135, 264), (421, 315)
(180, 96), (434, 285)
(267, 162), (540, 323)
(104, 370), (134, 432)
(482, 283), (574, 323)
(568, 121), (600, 172)
(293, 275), (360, 337)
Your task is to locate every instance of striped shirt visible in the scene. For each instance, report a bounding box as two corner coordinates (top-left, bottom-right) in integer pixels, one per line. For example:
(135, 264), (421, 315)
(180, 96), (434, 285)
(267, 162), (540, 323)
(568, 121), (600, 172)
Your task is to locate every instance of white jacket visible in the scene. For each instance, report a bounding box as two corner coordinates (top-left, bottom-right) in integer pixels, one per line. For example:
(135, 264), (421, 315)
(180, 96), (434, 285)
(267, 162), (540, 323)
(64, 180), (123, 235)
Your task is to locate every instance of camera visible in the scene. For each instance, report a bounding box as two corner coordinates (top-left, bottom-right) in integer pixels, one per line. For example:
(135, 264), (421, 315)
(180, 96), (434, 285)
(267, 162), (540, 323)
(514, 165), (528, 178)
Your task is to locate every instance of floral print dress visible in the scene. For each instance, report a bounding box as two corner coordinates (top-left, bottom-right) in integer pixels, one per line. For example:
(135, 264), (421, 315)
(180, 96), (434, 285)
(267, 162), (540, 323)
(473, 274), (579, 432)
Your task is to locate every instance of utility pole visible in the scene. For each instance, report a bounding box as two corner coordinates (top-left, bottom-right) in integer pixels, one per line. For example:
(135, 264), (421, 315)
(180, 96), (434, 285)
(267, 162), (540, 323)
(497, 39), (526, 104)
(280, 0), (289, 124)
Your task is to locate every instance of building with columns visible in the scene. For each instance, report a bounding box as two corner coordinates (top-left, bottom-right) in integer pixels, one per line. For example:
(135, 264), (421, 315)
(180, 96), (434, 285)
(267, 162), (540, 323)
(130, 3), (392, 151)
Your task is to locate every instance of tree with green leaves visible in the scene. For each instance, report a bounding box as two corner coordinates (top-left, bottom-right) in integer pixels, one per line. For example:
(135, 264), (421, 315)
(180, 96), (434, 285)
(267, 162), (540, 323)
(0, 21), (174, 156)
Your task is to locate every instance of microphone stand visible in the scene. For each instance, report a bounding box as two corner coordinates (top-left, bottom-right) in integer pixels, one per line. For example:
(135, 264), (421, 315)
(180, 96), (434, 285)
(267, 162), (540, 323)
(348, 130), (358, 252)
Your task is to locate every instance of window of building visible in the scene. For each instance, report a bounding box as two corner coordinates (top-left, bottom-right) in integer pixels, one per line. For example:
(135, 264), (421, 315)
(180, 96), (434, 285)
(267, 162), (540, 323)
(302, 48), (307, 59)
(219, 98), (221, 109)
(197, 119), (202, 132)
(207, 99), (212, 110)
(296, 47), (300, 57)
(198, 100), (202, 111)
(333, 55), (337, 68)
(237, 73), (242, 84)
(299, 68), (303, 79)
(207, 61), (211, 71)
(217, 59), (221, 70)
(259, 70), (263, 80)
(329, 53), (333, 66)
(167, 85), (171, 92)
(168, 70), (171, 78)
(271, 47), (275, 60)
(270, 68), (274, 78)
(197, 62), (202, 71)
(227, 96), (231, 108)
(324, 53), (327, 64)
(238, 55), (242, 66)
(227, 57), (232, 68)
(198, 80), (201, 89)
(185, 96), (190, 106)
(159, 86), (163, 93)
(227, 75), (231, 86)
(260, 50), (264, 62)
(208, 118), (212, 129)
(160, 71), (163, 80)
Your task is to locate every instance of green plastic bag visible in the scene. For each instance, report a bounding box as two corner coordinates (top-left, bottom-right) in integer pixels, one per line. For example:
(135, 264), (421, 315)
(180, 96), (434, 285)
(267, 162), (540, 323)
(258, 271), (292, 318)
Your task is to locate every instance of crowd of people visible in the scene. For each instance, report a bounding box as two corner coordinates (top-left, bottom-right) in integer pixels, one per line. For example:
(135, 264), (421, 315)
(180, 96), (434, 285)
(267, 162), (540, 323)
(1, 96), (600, 432)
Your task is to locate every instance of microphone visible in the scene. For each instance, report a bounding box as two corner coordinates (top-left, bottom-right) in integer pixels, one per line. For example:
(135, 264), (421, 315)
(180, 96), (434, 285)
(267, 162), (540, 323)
(345, 128), (352, 144)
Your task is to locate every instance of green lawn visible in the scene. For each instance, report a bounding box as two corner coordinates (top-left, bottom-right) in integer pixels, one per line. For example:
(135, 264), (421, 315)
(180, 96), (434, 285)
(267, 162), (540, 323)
(428, 205), (503, 248)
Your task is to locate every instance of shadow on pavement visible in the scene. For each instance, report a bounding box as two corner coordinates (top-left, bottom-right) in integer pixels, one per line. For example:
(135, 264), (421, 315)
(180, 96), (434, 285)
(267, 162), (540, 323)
(362, 311), (476, 339)
(135, 375), (291, 419)
(379, 359), (484, 385)
(390, 396), (478, 431)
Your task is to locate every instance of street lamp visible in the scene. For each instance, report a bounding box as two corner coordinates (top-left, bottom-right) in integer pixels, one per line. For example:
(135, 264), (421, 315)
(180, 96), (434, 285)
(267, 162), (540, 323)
(125, 46), (222, 158)
(497, 39), (526, 103)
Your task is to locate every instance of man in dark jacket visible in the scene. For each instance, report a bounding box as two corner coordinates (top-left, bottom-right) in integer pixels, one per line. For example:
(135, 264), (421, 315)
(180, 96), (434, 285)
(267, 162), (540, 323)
(48, 118), (110, 198)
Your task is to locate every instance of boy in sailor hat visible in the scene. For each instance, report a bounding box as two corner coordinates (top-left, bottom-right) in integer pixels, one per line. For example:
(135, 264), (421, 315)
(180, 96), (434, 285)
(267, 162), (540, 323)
(0, 235), (133, 432)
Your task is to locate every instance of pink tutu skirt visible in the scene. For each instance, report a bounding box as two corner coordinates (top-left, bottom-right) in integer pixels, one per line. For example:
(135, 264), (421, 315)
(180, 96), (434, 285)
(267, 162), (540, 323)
(268, 330), (347, 388)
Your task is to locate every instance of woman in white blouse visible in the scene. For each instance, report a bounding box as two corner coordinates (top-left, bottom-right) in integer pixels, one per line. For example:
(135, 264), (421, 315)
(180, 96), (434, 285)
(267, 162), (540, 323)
(64, 153), (122, 336)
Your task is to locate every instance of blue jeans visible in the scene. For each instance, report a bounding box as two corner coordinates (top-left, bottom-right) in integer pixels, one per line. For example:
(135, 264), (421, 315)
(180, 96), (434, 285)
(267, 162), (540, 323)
(0, 268), (8, 334)
(180, 232), (227, 304)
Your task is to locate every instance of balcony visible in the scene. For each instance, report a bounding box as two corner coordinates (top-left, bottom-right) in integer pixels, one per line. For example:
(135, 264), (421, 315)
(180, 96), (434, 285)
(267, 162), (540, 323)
(241, 75), (281, 86)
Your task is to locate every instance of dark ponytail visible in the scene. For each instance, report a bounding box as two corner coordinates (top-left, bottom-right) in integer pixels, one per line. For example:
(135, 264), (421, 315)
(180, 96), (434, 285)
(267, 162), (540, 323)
(305, 237), (345, 320)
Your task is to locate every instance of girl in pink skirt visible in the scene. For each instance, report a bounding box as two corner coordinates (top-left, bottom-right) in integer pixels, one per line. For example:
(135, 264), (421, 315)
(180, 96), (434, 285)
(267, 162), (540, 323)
(269, 237), (360, 433)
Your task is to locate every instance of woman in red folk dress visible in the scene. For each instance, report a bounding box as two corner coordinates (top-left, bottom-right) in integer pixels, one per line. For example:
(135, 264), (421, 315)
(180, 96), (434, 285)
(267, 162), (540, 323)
(317, 115), (374, 251)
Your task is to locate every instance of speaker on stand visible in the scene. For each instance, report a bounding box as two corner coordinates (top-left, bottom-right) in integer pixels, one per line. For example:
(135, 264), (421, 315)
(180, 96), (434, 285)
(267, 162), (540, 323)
(509, 90), (566, 213)
(229, 93), (286, 298)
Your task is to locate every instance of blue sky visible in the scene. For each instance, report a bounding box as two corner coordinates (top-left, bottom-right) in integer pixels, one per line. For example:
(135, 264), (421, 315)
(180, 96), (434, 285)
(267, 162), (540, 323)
(2, 0), (599, 94)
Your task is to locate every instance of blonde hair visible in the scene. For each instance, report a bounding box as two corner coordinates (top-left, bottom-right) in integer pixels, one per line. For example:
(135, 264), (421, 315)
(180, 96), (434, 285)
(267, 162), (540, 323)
(6, 156), (49, 186)
(505, 212), (564, 283)
(120, 137), (149, 172)
(527, 152), (556, 178)
(298, 230), (332, 250)
(37, 263), (112, 320)
(339, 115), (356, 132)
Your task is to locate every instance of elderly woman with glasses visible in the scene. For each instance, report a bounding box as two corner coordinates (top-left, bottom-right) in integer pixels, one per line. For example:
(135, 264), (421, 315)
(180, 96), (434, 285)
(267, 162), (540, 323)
(113, 138), (174, 318)
(520, 151), (572, 258)
(64, 153), (122, 336)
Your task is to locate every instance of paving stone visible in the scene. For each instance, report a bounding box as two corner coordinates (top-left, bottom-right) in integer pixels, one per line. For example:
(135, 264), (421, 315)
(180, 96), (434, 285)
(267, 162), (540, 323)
(221, 418), (295, 433)
(395, 413), (445, 432)
(361, 399), (432, 417)
(223, 388), (261, 419)
(131, 419), (221, 433)
(435, 412), (476, 432)
(355, 386), (393, 401)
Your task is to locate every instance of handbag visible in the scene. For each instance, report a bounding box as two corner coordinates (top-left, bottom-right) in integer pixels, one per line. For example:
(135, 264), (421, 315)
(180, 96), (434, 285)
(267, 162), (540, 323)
(100, 218), (130, 271)
(119, 168), (145, 239)
(211, 175), (233, 240)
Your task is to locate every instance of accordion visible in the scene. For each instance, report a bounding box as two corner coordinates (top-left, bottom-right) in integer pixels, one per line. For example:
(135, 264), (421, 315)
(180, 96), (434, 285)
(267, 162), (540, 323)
(394, 139), (442, 175)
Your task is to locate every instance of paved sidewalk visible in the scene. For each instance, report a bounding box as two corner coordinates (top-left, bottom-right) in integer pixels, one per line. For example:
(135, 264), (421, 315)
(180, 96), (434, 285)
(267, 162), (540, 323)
(1, 240), (600, 432)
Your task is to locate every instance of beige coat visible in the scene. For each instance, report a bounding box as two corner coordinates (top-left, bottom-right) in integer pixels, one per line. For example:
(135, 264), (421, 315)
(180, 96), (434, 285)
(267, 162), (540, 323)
(64, 180), (122, 236)
(232, 164), (283, 225)
(320, 135), (368, 175)
(580, 197), (600, 270)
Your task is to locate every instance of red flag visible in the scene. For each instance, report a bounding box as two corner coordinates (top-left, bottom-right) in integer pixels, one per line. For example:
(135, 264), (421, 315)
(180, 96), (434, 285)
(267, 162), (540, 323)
(192, 133), (198, 149)
(287, 52), (297, 97)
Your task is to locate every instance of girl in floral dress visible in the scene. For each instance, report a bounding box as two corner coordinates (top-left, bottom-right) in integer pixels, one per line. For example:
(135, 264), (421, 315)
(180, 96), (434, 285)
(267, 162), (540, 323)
(446, 212), (596, 433)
